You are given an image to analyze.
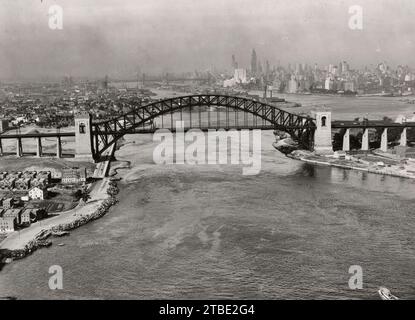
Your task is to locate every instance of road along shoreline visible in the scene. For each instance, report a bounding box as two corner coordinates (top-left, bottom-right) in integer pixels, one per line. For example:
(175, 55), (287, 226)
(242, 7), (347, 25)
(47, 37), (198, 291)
(0, 178), (119, 270)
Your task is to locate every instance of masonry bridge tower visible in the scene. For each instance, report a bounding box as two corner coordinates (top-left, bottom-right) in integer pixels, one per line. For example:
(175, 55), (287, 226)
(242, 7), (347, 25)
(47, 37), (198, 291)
(75, 111), (94, 160)
(313, 110), (334, 154)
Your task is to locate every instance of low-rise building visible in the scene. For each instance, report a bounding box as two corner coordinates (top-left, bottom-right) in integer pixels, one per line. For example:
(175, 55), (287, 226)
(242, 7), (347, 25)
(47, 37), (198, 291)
(0, 216), (16, 233)
(2, 198), (14, 209)
(1, 209), (22, 231)
(9, 171), (22, 179)
(62, 167), (87, 184)
(3, 209), (22, 220)
(31, 177), (47, 188)
(0, 178), (15, 190)
(37, 171), (51, 183)
(20, 209), (37, 226)
(28, 186), (48, 200)
(22, 171), (37, 180)
(15, 178), (31, 190)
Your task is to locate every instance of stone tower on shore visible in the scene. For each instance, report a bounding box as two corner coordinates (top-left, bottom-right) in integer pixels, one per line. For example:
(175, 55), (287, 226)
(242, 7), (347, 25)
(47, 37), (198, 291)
(313, 110), (334, 154)
(75, 112), (94, 160)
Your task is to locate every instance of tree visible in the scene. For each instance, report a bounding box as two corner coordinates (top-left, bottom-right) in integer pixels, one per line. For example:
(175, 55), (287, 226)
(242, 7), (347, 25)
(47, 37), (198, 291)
(107, 185), (119, 197)
(81, 192), (91, 203)
(76, 187), (91, 203)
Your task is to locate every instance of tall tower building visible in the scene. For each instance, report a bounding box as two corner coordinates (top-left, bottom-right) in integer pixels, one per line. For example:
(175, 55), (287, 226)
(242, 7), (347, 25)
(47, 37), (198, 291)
(251, 49), (257, 76)
(265, 60), (271, 76)
(232, 54), (238, 69)
(257, 60), (263, 75)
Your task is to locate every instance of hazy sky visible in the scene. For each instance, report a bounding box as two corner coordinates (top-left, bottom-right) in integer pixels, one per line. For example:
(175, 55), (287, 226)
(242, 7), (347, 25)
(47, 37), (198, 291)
(1, 0), (415, 80)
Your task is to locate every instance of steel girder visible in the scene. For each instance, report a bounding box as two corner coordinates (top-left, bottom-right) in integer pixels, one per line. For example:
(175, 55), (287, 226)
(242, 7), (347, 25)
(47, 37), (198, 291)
(91, 94), (316, 159)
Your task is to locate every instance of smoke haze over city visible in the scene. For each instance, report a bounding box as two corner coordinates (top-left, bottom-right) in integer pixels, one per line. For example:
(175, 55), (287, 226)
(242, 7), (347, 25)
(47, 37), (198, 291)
(1, 0), (415, 80)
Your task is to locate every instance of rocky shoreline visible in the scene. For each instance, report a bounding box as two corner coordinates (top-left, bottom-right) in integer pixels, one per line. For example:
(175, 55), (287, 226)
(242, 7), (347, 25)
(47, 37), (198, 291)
(0, 183), (119, 269)
(272, 132), (415, 180)
(272, 130), (299, 155)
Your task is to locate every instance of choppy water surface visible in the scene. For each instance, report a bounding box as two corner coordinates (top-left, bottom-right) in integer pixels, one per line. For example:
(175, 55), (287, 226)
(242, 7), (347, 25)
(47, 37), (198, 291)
(1, 130), (415, 300)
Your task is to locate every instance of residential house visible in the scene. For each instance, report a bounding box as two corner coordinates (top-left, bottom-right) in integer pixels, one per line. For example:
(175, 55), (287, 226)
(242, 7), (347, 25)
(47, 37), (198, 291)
(31, 177), (47, 188)
(62, 167), (87, 184)
(1, 208), (22, 232)
(3, 209), (22, 221)
(15, 178), (31, 190)
(20, 209), (36, 226)
(9, 172), (22, 179)
(22, 171), (37, 180)
(0, 216), (15, 233)
(28, 186), (48, 200)
(37, 171), (51, 183)
(2, 198), (14, 209)
(0, 178), (15, 190)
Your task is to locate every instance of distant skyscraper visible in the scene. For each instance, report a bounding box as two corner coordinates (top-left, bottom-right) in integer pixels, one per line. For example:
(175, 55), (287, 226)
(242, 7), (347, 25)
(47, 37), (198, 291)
(103, 75), (108, 91)
(344, 81), (355, 92)
(295, 63), (302, 75)
(288, 75), (298, 93)
(234, 68), (247, 84)
(265, 60), (271, 77)
(257, 60), (263, 75)
(251, 49), (257, 76)
(232, 54), (238, 69)
(340, 61), (349, 74)
(325, 77), (334, 90)
(378, 62), (388, 74)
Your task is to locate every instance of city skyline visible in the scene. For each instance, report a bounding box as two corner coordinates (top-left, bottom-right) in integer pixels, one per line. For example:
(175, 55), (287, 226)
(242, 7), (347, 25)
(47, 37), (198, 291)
(1, 0), (415, 80)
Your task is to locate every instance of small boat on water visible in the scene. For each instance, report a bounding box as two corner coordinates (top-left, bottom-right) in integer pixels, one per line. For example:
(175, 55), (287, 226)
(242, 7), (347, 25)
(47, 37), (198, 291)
(378, 287), (399, 300)
(58, 243), (65, 247)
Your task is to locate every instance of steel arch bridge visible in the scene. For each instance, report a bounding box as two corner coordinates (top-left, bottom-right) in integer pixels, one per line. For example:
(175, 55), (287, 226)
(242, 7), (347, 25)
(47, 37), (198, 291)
(91, 94), (316, 160)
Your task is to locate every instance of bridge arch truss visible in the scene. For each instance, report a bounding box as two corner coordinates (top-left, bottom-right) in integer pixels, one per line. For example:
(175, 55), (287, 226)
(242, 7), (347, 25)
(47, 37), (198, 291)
(91, 94), (316, 160)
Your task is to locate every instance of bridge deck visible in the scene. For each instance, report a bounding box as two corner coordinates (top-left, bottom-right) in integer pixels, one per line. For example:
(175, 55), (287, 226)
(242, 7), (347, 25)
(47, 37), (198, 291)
(2, 121), (414, 140)
(332, 121), (415, 129)
(0, 132), (75, 139)
(0, 126), (278, 139)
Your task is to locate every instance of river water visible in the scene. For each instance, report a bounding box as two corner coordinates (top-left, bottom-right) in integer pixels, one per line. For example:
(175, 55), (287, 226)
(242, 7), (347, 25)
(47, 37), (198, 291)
(1, 94), (415, 300)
